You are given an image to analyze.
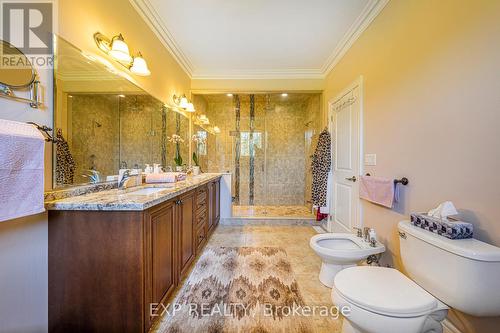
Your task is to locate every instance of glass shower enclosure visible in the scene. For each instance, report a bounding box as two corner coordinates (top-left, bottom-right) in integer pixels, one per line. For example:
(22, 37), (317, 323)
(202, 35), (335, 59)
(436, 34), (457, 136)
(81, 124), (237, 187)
(193, 93), (321, 218)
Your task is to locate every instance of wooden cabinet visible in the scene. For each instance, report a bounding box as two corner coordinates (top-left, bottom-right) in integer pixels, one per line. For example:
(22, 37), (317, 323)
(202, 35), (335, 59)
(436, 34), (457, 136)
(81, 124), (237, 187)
(145, 200), (177, 327)
(177, 191), (195, 277)
(48, 177), (221, 333)
(208, 178), (221, 235)
(195, 185), (209, 251)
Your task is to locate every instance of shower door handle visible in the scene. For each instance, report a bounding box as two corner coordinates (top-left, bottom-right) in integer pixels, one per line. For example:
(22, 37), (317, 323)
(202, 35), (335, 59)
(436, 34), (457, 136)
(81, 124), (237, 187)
(345, 176), (357, 182)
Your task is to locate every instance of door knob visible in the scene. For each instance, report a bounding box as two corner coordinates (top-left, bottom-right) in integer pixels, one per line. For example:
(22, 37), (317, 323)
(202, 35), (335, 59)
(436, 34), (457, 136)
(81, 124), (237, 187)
(345, 176), (357, 182)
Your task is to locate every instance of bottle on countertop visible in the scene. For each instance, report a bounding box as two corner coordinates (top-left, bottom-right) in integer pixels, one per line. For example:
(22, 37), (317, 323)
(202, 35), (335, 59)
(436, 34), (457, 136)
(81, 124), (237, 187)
(153, 163), (162, 174)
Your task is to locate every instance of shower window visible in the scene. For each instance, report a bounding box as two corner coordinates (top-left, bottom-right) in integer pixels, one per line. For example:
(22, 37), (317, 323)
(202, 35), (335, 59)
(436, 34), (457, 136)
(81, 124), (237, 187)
(196, 130), (208, 155)
(240, 131), (262, 157)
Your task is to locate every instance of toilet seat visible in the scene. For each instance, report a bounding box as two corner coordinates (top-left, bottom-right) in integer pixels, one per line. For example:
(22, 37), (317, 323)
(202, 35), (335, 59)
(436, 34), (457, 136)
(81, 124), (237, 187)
(333, 266), (438, 317)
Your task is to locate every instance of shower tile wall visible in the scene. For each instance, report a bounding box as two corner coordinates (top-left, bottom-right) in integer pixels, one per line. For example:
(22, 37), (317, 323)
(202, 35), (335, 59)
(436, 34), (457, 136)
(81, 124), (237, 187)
(67, 94), (188, 185)
(119, 95), (164, 169)
(69, 94), (120, 183)
(195, 93), (321, 206)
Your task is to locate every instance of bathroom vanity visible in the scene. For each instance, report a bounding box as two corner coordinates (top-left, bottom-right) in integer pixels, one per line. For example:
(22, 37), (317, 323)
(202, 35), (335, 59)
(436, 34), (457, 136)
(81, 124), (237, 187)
(47, 174), (221, 333)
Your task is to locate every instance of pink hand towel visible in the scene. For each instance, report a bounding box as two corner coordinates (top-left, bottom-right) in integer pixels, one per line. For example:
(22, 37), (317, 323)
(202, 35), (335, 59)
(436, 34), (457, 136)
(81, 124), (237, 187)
(145, 172), (187, 183)
(359, 175), (395, 208)
(145, 173), (177, 183)
(0, 119), (45, 222)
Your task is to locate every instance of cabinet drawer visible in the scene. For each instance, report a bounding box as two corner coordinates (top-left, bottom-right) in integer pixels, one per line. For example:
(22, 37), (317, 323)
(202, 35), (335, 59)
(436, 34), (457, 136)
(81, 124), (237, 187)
(196, 194), (206, 208)
(196, 225), (207, 248)
(195, 209), (207, 226)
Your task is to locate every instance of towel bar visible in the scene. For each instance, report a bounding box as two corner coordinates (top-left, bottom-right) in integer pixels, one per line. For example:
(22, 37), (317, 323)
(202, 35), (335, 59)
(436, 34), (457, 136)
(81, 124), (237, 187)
(26, 122), (60, 143)
(365, 173), (409, 186)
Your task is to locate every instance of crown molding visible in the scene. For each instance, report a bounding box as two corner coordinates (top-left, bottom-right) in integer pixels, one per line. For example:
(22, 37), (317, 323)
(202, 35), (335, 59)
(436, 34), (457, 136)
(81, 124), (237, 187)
(130, 0), (388, 80)
(129, 0), (194, 77)
(191, 69), (325, 80)
(320, 0), (389, 75)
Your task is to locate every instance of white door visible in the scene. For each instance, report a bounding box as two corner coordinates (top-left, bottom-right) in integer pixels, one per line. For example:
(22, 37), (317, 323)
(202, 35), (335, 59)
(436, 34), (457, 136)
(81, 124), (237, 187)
(328, 79), (363, 232)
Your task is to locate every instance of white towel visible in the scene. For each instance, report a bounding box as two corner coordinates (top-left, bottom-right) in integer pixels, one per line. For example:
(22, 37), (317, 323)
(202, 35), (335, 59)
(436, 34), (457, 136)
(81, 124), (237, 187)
(0, 119), (45, 222)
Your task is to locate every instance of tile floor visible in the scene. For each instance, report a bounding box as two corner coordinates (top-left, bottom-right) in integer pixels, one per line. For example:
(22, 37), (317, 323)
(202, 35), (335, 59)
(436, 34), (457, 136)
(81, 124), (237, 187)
(154, 224), (343, 333)
(232, 205), (315, 219)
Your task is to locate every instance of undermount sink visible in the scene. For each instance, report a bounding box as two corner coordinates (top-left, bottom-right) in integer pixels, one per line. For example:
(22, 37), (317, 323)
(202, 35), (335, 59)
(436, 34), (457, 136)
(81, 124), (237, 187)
(128, 187), (169, 196)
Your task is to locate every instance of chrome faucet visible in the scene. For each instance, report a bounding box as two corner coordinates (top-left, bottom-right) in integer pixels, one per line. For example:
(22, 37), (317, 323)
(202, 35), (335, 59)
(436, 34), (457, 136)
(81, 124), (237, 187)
(118, 170), (132, 189)
(363, 227), (371, 242)
(353, 227), (363, 238)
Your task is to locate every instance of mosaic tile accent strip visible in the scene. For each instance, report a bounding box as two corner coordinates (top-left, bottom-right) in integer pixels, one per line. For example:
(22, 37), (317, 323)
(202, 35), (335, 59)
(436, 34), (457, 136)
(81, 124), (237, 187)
(233, 94), (241, 205)
(161, 107), (167, 167)
(249, 94), (255, 205)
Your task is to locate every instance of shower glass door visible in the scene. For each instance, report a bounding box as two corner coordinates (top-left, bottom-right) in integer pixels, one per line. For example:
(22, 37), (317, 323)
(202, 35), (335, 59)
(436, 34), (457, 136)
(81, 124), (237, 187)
(231, 95), (268, 209)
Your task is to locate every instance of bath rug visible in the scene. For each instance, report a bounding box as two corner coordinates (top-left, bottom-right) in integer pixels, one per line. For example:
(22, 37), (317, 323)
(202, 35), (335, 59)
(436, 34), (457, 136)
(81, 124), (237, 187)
(154, 247), (313, 333)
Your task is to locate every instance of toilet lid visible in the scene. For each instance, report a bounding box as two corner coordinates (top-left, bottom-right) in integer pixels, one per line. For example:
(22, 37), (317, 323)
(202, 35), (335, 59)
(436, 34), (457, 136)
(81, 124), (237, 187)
(334, 266), (438, 317)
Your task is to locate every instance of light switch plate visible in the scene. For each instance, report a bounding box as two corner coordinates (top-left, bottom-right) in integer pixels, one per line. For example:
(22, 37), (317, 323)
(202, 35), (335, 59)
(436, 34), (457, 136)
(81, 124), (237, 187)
(365, 154), (377, 166)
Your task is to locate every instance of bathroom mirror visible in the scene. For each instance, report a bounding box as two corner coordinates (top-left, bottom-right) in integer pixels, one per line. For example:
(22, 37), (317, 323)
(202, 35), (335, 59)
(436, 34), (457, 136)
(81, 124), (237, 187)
(0, 40), (36, 88)
(53, 36), (189, 188)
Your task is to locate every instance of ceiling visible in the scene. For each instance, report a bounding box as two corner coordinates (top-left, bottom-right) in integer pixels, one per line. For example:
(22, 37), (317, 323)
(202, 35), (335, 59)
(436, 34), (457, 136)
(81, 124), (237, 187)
(130, 0), (388, 79)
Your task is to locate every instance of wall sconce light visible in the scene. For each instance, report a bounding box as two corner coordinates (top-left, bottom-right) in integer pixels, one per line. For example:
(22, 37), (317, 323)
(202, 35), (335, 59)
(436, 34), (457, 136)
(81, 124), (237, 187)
(130, 52), (151, 76)
(213, 126), (221, 134)
(198, 114), (209, 124)
(94, 32), (151, 76)
(108, 34), (132, 63)
(172, 94), (195, 112)
(186, 102), (195, 112)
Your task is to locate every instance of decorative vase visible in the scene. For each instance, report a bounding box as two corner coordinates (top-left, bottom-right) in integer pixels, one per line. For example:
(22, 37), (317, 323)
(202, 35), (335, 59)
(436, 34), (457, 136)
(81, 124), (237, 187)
(192, 166), (201, 175)
(176, 166), (183, 172)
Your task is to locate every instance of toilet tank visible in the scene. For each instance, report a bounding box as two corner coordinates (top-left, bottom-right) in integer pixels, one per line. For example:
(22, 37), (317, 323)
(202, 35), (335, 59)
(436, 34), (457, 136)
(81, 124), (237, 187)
(398, 221), (500, 317)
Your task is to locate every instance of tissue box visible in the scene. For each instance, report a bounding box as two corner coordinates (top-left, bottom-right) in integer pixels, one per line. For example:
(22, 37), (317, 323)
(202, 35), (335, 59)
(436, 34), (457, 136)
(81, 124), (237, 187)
(410, 213), (473, 239)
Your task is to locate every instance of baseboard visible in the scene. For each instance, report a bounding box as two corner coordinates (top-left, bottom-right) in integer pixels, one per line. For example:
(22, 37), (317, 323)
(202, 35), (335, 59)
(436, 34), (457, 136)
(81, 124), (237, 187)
(442, 318), (462, 333)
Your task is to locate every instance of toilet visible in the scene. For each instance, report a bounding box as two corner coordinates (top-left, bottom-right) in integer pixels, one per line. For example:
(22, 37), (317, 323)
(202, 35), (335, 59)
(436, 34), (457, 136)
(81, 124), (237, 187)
(310, 233), (385, 287)
(332, 221), (500, 333)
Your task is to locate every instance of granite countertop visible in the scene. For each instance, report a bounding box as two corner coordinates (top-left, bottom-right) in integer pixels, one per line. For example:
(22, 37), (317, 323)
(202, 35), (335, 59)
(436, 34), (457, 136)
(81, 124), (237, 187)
(45, 173), (223, 211)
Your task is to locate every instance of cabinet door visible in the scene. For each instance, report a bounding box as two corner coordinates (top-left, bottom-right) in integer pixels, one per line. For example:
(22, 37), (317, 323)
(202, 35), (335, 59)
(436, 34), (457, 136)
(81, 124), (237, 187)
(214, 179), (220, 223)
(178, 191), (195, 277)
(208, 180), (220, 232)
(148, 201), (176, 311)
(207, 182), (215, 232)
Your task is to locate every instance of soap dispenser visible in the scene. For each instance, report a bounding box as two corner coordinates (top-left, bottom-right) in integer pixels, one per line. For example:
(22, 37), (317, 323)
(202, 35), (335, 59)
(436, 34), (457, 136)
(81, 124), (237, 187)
(153, 163), (162, 174)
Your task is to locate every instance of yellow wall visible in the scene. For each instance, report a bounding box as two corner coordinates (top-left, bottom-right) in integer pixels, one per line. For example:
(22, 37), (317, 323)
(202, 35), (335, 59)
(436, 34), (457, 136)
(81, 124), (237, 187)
(323, 1), (500, 332)
(58, 0), (191, 106)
